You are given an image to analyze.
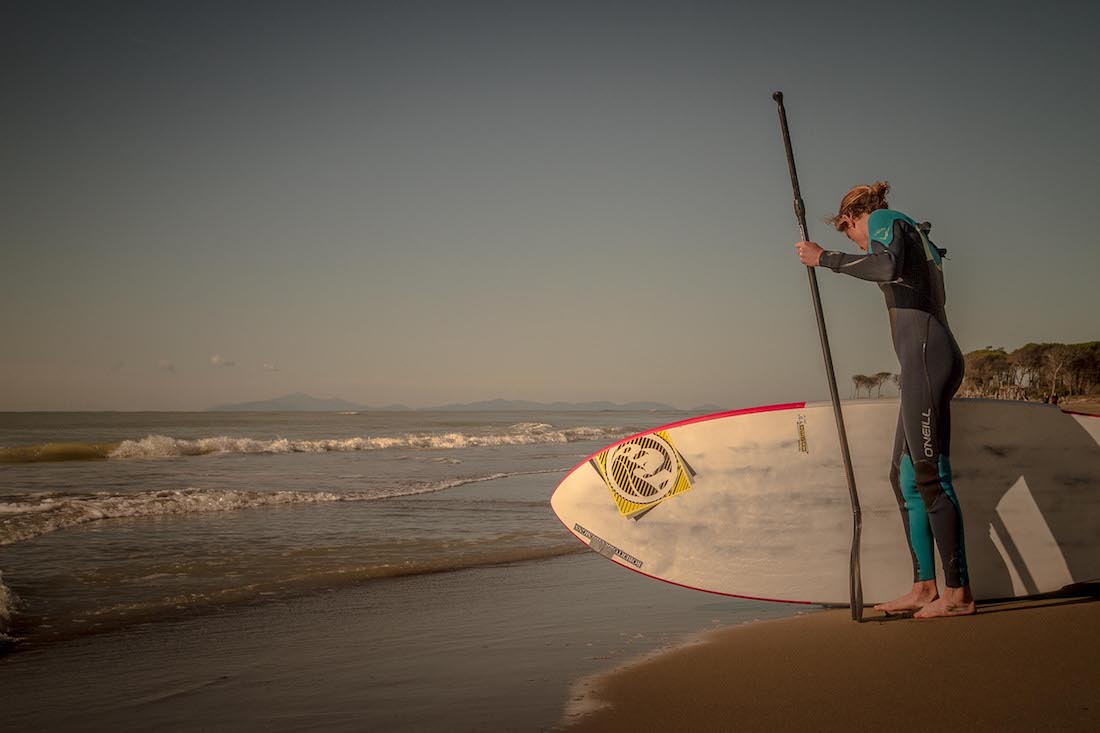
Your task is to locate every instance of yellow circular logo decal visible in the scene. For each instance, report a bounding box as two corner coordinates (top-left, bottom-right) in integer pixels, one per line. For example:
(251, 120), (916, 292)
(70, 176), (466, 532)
(605, 435), (679, 506)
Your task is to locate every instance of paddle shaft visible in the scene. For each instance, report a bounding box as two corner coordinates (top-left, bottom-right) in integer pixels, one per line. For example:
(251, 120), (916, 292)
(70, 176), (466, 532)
(771, 91), (864, 622)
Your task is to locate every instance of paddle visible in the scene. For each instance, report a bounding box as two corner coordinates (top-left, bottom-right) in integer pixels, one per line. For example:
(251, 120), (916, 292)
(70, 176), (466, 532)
(772, 91), (864, 622)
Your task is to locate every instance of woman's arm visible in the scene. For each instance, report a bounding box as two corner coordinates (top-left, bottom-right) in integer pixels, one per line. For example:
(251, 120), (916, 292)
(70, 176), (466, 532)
(819, 219), (911, 282)
(818, 241), (898, 282)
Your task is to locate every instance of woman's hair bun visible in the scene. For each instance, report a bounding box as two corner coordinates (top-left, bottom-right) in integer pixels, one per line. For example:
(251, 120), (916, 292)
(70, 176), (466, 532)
(827, 181), (891, 230)
(867, 181), (890, 207)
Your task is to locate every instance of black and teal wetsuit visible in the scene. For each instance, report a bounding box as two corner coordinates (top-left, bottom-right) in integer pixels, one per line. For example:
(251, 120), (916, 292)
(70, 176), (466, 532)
(819, 209), (969, 588)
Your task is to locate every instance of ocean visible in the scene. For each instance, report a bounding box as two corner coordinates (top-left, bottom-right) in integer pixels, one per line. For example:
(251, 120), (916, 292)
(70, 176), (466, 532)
(0, 410), (806, 730)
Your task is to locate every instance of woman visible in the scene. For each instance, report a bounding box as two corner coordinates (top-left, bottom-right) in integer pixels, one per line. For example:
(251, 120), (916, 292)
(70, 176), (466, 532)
(795, 181), (974, 618)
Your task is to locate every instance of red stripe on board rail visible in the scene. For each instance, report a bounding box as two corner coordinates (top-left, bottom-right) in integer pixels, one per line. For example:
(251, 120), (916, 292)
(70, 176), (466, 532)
(1062, 408), (1100, 418)
(549, 401), (816, 605)
(554, 401), (806, 487)
(551, 509), (815, 606)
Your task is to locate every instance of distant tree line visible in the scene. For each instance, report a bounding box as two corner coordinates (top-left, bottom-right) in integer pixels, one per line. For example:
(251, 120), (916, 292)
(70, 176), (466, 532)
(849, 341), (1099, 401)
(960, 341), (1100, 400)
(851, 371), (899, 398)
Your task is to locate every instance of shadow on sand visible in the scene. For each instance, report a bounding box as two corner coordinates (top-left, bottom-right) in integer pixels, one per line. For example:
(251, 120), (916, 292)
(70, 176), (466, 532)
(864, 581), (1100, 623)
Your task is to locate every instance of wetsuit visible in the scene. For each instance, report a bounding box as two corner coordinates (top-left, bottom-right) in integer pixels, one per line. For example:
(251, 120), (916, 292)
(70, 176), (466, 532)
(819, 209), (968, 588)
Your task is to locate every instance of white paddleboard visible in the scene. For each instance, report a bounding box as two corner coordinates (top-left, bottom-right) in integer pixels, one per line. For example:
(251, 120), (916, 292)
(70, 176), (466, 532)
(550, 399), (1100, 605)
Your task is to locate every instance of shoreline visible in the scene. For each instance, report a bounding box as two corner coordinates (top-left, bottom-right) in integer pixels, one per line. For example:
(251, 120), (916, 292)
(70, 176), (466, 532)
(560, 608), (825, 725)
(1062, 398), (1100, 415)
(562, 593), (1100, 731)
(0, 552), (804, 731)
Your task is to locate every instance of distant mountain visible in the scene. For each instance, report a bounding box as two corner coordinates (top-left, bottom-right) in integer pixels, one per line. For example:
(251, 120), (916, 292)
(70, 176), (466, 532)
(208, 393), (411, 412)
(427, 399), (682, 412)
(208, 394), (692, 412)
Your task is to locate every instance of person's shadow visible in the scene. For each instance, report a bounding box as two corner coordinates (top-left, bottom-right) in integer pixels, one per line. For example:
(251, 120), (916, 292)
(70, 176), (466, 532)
(951, 401), (1100, 600)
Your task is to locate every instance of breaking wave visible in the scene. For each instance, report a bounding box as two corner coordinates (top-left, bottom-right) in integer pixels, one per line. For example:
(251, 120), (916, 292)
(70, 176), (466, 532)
(0, 423), (626, 463)
(0, 469), (564, 548)
(0, 469), (567, 643)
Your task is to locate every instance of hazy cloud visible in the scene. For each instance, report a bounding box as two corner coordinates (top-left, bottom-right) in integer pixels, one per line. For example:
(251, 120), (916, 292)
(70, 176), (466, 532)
(209, 354), (236, 368)
(262, 363), (279, 372)
(157, 360), (175, 373)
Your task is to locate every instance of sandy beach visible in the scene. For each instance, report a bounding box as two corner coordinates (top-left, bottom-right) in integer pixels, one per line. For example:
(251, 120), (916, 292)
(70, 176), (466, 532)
(564, 592), (1100, 732)
(1063, 399), (1100, 416)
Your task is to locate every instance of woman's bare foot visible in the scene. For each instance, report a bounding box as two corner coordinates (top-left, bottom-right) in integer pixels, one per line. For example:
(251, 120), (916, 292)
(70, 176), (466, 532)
(873, 580), (939, 614)
(913, 585), (975, 619)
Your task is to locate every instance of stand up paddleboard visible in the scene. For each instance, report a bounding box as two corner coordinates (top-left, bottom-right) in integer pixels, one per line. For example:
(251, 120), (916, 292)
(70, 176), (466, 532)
(550, 399), (1100, 605)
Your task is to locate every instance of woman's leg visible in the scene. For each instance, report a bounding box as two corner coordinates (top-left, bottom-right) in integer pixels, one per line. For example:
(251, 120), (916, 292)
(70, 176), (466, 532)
(874, 402), (940, 612)
(905, 314), (972, 617)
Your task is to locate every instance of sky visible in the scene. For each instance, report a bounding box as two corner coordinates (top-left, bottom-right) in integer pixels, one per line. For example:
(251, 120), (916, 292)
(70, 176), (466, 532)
(2, 0), (1098, 411)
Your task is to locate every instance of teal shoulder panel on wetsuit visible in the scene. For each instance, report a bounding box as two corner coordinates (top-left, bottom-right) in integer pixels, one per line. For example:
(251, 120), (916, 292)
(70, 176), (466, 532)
(869, 209), (943, 267)
(867, 209), (918, 249)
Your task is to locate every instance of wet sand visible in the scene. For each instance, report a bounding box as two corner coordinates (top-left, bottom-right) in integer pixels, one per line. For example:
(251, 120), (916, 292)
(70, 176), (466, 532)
(0, 551), (801, 732)
(564, 593), (1100, 732)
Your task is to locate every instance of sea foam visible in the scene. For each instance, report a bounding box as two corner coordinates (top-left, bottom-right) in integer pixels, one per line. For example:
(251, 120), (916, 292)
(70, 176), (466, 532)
(109, 424), (620, 458)
(0, 469), (564, 548)
(0, 424), (626, 463)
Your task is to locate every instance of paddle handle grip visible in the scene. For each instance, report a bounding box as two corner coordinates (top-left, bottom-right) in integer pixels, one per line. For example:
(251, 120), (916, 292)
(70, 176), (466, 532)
(772, 92), (810, 242)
